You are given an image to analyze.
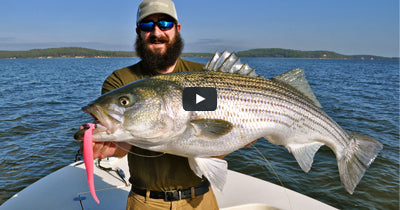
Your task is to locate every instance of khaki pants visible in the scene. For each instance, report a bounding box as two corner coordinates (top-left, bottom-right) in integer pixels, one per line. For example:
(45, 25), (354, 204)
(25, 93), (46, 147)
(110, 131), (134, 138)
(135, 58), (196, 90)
(126, 187), (219, 210)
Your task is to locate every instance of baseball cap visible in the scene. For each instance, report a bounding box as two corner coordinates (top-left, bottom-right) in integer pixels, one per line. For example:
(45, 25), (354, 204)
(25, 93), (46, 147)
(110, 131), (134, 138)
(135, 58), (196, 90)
(137, 0), (178, 23)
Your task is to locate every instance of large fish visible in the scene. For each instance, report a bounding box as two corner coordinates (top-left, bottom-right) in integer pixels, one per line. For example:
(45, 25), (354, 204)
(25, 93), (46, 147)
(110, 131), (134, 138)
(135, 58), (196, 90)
(76, 51), (382, 195)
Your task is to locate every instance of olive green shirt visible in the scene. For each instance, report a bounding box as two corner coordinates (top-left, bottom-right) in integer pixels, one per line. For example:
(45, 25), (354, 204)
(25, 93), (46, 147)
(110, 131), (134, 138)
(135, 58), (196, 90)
(102, 58), (205, 191)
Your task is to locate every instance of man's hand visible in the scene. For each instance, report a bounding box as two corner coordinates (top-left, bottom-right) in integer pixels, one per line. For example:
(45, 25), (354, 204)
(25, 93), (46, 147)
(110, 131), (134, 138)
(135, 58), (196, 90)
(93, 142), (130, 159)
(79, 141), (131, 159)
(77, 125), (131, 159)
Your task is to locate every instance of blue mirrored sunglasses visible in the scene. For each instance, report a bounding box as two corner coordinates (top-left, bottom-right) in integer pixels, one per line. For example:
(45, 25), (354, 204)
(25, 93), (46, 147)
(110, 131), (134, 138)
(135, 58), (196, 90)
(138, 20), (175, 32)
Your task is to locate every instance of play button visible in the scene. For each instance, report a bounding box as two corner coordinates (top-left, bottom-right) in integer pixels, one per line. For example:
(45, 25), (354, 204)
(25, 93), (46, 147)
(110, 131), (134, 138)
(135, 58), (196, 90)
(196, 94), (205, 104)
(182, 87), (217, 111)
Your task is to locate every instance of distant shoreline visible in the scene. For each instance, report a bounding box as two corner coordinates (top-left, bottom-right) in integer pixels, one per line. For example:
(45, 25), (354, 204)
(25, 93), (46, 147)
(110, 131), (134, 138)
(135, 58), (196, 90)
(0, 47), (398, 60)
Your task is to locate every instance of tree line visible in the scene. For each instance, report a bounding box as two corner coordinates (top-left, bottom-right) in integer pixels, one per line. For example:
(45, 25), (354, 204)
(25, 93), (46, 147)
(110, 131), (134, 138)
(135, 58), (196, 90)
(0, 47), (135, 58)
(0, 47), (395, 60)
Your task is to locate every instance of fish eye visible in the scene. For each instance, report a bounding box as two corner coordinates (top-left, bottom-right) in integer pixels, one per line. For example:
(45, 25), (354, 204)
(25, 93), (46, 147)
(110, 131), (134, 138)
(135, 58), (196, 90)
(119, 97), (130, 106)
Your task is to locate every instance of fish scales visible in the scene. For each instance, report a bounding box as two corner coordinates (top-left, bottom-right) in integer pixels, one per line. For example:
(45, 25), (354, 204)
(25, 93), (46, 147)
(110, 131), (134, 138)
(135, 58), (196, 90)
(77, 51), (382, 197)
(156, 71), (350, 151)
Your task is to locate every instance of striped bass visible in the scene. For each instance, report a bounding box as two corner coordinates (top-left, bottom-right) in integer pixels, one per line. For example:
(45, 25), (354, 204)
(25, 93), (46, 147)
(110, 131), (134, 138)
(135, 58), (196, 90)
(77, 51), (382, 194)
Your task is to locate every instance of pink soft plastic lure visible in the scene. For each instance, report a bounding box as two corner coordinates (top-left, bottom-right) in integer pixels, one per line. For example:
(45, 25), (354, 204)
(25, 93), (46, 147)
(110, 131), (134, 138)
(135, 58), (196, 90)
(83, 123), (100, 204)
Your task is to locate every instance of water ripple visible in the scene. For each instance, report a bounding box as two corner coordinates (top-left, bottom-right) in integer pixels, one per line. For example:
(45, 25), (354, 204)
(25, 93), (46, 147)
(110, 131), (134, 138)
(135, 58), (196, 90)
(0, 58), (398, 209)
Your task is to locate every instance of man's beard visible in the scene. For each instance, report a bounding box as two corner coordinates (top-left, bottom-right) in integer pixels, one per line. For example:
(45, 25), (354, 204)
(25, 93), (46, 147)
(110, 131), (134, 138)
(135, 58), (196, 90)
(135, 33), (183, 72)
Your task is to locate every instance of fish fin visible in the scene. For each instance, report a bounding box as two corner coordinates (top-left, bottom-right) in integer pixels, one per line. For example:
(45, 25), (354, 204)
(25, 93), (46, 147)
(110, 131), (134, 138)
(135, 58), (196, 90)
(205, 50), (261, 77)
(205, 51), (221, 70)
(287, 142), (323, 172)
(188, 157), (228, 191)
(190, 119), (233, 139)
(338, 133), (382, 194)
(271, 68), (322, 108)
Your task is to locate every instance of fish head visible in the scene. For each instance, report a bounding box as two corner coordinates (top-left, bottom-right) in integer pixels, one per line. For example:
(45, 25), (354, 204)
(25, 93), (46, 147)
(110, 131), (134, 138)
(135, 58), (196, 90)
(81, 78), (191, 146)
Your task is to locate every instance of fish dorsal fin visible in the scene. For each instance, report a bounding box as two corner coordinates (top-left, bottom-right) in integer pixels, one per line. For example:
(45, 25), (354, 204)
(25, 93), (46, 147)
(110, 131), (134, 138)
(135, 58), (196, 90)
(205, 51), (221, 70)
(272, 68), (322, 108)
(205, 50), (261, 77)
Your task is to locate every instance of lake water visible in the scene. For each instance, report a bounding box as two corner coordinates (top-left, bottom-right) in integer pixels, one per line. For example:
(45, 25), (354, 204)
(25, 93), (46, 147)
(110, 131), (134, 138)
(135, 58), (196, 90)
(0, 57), (398, 209)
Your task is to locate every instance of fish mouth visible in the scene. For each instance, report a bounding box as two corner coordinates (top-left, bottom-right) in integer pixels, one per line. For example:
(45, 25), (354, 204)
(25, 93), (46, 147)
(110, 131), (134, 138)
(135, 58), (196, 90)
(82, 104), (120, 135)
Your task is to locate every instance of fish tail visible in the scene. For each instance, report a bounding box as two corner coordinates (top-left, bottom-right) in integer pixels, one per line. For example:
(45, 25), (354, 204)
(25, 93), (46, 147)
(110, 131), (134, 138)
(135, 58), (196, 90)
(338, 133), (382, 194)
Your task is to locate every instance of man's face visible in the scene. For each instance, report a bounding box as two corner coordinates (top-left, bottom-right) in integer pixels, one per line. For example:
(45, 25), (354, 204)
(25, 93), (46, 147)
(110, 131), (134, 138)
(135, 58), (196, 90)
(135, 13), (183, 72)
(137, 14), (181, 56)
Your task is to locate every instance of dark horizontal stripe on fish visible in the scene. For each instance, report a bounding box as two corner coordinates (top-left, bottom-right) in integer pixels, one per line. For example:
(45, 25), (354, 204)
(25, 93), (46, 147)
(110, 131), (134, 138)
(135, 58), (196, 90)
(215, 87), (349, 145)
(215, 102), (293, 129)
(158, 71), (349, 146)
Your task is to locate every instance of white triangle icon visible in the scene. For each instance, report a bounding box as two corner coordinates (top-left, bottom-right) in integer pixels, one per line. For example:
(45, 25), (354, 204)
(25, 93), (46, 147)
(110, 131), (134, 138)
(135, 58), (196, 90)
(196, 94), (205, 104)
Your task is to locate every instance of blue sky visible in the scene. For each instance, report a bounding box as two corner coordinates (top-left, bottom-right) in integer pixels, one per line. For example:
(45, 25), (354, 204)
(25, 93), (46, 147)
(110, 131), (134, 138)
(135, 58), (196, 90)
(1, 0), (398, 57)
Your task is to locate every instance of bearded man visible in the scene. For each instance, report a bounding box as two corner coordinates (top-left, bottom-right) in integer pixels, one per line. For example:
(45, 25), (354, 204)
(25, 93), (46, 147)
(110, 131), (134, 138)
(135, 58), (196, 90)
(90, 0), (219, 209)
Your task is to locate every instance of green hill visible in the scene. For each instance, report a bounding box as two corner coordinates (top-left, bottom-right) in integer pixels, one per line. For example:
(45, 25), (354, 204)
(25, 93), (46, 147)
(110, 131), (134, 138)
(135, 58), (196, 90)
(0, 47), (396, 60)
(0, 47), (135, 59)
(236, 48), (394, 60)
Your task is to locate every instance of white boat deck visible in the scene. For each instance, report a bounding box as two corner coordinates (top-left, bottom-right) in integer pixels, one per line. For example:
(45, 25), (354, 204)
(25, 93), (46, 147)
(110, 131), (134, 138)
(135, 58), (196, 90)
(1, 156), (336, 210)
